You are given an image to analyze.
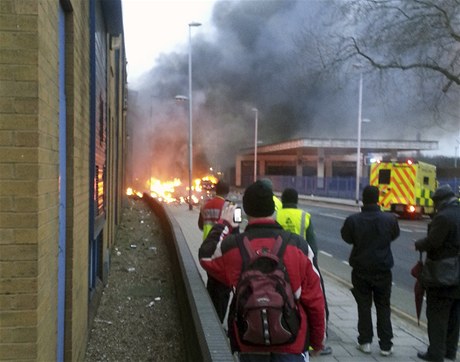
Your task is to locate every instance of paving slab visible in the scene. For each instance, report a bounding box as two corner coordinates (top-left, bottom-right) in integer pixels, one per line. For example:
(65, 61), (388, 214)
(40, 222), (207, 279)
(167, 203), (441, 361)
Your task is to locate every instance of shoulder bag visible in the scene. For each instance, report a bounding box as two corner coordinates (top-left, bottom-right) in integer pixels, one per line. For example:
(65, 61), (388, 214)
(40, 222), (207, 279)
(421, 255), (460, 288)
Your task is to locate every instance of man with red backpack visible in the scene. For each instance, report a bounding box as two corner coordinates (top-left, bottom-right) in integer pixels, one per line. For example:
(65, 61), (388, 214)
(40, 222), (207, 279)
(199, 180), (325, 361)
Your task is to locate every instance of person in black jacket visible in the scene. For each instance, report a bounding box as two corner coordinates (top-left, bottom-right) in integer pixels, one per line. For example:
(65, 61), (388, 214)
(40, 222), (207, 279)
(341, 185), (400, 357)
(415, 184), (460, 362)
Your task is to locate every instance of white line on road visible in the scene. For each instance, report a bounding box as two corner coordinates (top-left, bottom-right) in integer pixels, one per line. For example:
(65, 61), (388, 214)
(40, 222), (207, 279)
(400, 227), (427, 233)
(319, 213), (346, 220)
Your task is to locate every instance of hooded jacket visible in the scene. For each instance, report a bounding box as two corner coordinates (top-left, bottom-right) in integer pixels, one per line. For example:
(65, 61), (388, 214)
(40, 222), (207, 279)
(199, 219), (325, 354)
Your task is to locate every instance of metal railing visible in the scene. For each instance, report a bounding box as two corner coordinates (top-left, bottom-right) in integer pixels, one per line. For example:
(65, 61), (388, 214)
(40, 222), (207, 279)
(241, 176), (460, 201)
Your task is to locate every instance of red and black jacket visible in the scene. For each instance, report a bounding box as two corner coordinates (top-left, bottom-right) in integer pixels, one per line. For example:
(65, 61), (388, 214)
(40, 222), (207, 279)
(199, 219), (326, 354)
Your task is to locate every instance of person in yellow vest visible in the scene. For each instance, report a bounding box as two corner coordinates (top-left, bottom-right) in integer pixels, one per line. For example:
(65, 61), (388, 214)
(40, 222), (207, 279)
(276, 187), (332, 356)
(260, 178), (282, 211)
(198, 180), (232, 322)
(274, 193), (283, 211)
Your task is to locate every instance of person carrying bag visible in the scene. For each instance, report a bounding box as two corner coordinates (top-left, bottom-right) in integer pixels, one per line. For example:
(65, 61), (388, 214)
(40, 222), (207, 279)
(421, 253), (460, 288)
(414, 185), (460, 362)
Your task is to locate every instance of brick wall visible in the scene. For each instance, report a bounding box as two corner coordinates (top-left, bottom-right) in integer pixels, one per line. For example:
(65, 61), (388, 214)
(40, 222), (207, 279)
(0, 0), (91, 360)
(0, 0), (125, 360)
(37, 1), (60, 360)
(63, 1), (91, 360)
(0, 0), (41, 360)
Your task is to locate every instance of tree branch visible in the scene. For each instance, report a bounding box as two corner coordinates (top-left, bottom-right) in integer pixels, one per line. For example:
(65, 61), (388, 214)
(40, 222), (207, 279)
(352, 38), (460, 89)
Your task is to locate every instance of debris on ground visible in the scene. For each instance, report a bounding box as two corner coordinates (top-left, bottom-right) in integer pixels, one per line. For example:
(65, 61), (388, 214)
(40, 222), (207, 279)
(85, 197), (186, 361)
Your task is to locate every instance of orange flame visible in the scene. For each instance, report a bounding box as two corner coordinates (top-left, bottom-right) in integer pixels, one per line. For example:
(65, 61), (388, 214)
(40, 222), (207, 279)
(149, 177), (181, 203)
(126, 187), (143, 198)
(126, 174), (219, 205)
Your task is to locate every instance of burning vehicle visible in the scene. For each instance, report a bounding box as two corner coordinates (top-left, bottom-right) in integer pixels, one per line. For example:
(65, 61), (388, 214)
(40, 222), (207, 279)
(126, 175), (220, 207)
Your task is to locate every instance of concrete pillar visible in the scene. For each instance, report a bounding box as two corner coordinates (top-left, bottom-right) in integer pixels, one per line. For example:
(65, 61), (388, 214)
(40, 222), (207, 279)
(325, 158), (333, 177)
(296, 162), (302, 176)
(296, 150), (302, 176)
(235, 155), (242, 187)
(259, 159), (266, 176)
(317, 148), (325, 188)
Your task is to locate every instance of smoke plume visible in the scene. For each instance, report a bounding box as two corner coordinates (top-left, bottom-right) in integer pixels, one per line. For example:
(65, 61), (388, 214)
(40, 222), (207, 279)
(126, 0), (459, 186)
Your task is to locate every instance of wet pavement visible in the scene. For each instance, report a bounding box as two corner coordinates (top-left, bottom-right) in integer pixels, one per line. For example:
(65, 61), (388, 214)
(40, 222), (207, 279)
(166, 203), (448, 361)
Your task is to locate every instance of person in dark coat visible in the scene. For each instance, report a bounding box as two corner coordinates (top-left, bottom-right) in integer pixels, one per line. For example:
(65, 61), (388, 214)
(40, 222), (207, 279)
(415, 184), (460, 362)
(340, 185), (400, 356)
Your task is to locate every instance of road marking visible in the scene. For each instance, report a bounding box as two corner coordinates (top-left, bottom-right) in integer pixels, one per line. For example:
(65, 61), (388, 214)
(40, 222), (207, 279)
(319, 213), (346, 220)
(400, 227), (427, 233)
(342, 260), (350, 266)
(319, 250), (332, 257)
(412, 228), (428, 233)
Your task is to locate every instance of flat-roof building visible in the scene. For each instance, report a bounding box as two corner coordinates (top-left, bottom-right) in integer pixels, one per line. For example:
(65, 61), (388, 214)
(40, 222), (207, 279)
(236, 138), (438, 187)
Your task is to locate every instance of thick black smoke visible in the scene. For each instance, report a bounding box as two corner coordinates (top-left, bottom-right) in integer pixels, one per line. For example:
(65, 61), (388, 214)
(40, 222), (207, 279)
(127, 0), (459, 186)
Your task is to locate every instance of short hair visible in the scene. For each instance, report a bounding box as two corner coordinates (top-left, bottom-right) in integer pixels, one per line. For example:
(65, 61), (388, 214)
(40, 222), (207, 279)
(281, 188), (298, 204)
(215, 180), (229, 196)
(362, 185), (379, 205)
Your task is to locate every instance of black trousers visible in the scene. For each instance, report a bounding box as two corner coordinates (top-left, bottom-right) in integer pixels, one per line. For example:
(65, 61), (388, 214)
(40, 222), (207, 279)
(425, 290), (460, 360)
(207, 275), (231, 323)
(313, 256), (329, 328)
(351, 269), (393, 350)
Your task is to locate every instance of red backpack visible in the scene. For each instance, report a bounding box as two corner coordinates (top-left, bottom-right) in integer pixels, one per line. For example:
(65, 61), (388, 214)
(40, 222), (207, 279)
(232, 234), (300, 346)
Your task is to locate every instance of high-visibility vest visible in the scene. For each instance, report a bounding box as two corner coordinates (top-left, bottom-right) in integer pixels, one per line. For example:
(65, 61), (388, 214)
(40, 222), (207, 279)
(200, 196), (227, 240)
(273, 195), (283, 211)
(276, 208), (311, 239)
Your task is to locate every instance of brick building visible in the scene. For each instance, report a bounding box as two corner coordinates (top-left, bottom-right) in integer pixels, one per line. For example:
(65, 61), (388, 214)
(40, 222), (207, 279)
(0, 0), (127, 360)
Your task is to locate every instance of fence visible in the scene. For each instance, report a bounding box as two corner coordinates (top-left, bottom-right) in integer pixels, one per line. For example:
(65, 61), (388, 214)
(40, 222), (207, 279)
(244, 176), (460, 201)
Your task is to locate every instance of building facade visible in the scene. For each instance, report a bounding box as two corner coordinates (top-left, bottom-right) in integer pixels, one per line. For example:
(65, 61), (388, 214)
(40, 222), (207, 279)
(236, 138), (439, 187)
(0, 0), (127, 360)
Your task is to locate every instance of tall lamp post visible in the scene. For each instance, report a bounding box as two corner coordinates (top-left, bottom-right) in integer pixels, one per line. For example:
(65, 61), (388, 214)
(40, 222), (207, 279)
(355, 71), (363, 205)
(252, 108), (258, 182)
(187, 21), (201, 210)
(455, 127), (460, 168)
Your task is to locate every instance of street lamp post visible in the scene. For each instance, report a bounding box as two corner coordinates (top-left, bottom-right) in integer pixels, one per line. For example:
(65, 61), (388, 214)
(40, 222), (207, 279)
(355, 72), (363, 205)
(455, 127), (460, 168)
(252, 108), (258, 182)
(187, 22), (201, 210)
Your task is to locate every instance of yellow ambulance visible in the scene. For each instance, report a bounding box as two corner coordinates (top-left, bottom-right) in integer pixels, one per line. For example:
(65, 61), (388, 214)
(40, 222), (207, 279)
(369, 159), (437, 219)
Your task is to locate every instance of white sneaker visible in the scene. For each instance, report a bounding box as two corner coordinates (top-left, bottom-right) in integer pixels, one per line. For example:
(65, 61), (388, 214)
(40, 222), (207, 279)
(380, 347), (393, 356)
(356, 343), (371, 354)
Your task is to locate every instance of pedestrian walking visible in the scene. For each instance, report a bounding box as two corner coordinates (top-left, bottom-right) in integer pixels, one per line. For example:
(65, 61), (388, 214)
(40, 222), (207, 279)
(340, 185), (400, 357)
(415, 184), (460, 362)
(276, 187), (332, 356)
(198, 180), (233, 322)
(199, 180), (326, 361)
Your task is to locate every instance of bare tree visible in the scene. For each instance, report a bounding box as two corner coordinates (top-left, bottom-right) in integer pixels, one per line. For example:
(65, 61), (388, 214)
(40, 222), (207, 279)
(294, 0), (459, 132)
(340, 0), (460, 93)
(296, 0), (460, 90)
